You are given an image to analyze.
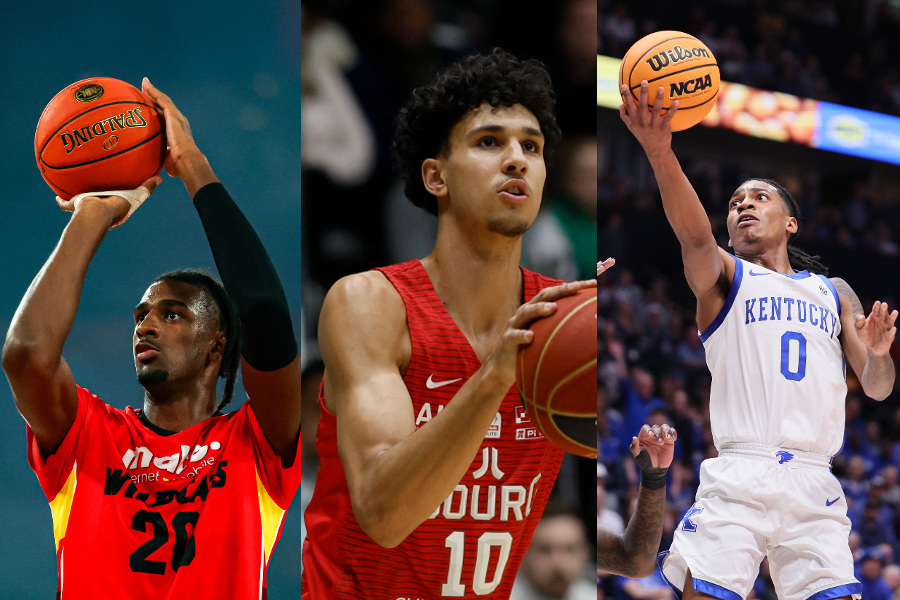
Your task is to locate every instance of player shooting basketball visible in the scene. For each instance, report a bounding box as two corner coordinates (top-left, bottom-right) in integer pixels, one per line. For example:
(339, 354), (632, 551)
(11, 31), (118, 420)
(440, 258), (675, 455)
(4, 79), (301, 598)
(620, 81), (896, 600)
(301, 49), (596, 599)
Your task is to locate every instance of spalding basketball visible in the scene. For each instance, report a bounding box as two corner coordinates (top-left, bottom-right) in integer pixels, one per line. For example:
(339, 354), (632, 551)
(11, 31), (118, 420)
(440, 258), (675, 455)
(35, 78), (166, 199)
(516, 287), (597, 458)
(620, 31), (720, 131)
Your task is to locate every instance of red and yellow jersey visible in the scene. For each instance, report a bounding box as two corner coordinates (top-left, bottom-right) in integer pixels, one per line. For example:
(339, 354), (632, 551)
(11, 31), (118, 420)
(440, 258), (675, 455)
(27, 385), (301, 599)
(301, 259), (565, 600)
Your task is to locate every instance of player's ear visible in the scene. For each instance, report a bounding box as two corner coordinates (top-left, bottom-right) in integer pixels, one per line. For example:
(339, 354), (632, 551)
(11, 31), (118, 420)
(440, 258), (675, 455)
(786, 216), (798, 236)
(208, 329), (227, 362)
(422, 158), (447, 198)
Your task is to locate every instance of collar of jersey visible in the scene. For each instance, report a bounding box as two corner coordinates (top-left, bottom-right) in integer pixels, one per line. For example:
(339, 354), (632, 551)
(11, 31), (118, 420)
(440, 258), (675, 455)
(742, 257), (811, 280)
(137, 409), (224, 437)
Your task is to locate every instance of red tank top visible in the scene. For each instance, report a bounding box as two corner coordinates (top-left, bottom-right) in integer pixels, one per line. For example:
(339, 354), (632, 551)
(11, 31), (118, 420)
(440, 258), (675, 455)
(301, 259), (565, 600)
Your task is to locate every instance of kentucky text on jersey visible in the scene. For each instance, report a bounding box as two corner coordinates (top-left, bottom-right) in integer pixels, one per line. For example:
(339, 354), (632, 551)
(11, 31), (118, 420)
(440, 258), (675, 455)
(744, 296), (838, 338)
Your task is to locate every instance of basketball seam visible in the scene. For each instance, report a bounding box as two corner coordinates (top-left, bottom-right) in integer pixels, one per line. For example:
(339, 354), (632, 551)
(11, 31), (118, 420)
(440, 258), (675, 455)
(37, 100), (159, 158)
(530, 295), (596, 414)
(41, 130), (165, 170)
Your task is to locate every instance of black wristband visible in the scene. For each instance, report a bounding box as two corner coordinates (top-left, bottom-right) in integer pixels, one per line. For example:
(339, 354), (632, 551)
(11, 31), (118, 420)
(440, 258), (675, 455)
(634, 448), (668, 490)
(193, 182), (298, 371)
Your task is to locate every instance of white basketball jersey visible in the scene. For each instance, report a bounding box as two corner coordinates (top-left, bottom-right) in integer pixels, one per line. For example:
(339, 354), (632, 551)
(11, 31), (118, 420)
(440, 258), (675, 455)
(701, 256), (846, 455)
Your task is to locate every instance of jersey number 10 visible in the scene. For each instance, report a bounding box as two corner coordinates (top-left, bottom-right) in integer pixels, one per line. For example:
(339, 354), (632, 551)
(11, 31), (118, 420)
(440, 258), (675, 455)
(441, 531), (513, 596)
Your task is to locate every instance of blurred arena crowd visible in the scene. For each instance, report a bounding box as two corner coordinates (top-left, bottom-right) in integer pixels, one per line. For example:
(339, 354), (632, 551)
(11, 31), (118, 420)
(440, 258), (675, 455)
(600, 0), (900, 117)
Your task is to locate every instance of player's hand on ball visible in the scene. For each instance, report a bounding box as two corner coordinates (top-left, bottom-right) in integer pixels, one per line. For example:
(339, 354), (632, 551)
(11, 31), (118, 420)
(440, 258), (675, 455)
(597, 257), (615, 276)
(486, 279), (597, 384)
(619, 81), (678, 159)
(141, 78), (199, 179)
(630, 424), (677, 469)
(55, 176), (162, 226)
(855, 301), (898, 356)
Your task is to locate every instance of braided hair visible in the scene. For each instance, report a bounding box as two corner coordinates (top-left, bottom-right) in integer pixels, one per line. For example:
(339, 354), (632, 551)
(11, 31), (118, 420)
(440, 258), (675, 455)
(740, 178), (829, 275)
(152, 269), (241, 410)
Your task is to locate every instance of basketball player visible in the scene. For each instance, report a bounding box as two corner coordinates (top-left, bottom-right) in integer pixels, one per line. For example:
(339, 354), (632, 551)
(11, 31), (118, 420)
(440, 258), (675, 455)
(598, 423), (677, 578)
(301, 49), (596, 599)
(4, 79), (301, 598)
(620, 81), (897, 600)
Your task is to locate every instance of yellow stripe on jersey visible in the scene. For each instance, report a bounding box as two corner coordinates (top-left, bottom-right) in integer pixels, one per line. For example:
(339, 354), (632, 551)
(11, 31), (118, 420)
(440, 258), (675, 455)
(49, 462), (77, 552)
(256, 468), (285, 564)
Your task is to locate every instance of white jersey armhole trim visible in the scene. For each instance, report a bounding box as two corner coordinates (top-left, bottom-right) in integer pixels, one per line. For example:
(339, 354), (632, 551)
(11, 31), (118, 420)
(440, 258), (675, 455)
(699, 254), (743, 343)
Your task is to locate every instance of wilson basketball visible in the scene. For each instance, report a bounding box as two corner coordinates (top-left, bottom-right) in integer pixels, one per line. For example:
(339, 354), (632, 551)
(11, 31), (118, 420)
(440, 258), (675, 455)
(35, 78), (166, 199)
(620, 31), (720, 131)
(516, 287), (597, 458)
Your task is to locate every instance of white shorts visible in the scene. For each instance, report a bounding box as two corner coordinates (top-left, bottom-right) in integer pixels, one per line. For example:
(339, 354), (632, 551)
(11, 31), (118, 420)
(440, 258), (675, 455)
(659, 444), (861, 600)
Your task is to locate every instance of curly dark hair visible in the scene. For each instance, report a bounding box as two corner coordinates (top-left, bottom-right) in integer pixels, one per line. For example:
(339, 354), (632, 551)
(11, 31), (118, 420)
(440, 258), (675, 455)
(393, 48), (562, 215)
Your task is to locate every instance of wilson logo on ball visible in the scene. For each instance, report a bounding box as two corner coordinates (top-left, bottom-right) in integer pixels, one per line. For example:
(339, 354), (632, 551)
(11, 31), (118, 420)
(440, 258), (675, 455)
(645, 45), (711, 71)
(74, 83), (104, 103)
(59, 107), (148, 154)
(670, 74), (714, 98)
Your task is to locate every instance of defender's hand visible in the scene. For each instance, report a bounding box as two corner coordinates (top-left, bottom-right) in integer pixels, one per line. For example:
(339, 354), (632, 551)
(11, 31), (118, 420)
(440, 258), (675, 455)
(630, 424), (677, 469)
(484, 279), (597, 384)
(856, 301), (898, 356)
(619, 81), (679, 160)
(141, 78), (201, 179)
(56, 176), (161, 227)
(597, 257), (616, 276)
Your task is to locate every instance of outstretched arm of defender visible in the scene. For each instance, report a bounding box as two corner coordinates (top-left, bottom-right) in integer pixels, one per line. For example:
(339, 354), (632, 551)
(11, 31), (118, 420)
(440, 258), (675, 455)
(321, 272), (595, 548)
(3, 181), (159, 458)
(833, 278), (897, 401)
(143, 79), (301, 460)
(619, 82), (730, 316)
(598, 424), (675, 578)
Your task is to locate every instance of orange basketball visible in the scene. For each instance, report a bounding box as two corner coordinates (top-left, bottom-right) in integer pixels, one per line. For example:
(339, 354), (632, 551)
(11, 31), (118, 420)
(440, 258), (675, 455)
(620, 31), (720, 131)
(516, 287), (597, 458)
(35, 78), (166, 199)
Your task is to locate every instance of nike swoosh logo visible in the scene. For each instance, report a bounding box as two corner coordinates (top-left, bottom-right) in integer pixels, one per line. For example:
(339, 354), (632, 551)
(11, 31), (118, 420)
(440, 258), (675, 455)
(826, 497), (840, 506)
(426, 375), (463, 389)
(748, 270), (771, 276)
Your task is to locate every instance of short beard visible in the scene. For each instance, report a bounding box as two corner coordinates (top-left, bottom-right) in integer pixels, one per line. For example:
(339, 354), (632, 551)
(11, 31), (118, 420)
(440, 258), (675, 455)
(137, 369), (169, 387)
(487, 217), (529, 238)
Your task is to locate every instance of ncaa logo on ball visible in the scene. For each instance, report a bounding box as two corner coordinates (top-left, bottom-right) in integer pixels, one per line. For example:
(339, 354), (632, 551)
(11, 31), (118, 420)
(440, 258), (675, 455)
(74, 83), (104, 103)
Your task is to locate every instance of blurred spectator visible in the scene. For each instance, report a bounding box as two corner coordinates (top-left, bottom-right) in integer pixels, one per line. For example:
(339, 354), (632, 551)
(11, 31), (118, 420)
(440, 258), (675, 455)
(858, 548), (894, 600)
(509, 507), (595, 600)
(597, 463), (625, 535)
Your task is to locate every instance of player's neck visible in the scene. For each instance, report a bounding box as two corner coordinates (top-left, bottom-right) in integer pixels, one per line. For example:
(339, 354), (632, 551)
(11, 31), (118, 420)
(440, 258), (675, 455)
(141, 380), (219, 433)
(735, 246), (795, 274)
(424, 226), (524, 346)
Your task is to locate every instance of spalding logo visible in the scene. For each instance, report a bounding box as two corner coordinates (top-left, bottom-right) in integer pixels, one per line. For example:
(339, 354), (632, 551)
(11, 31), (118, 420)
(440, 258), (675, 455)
(103, 135), (119, 151)
(74, 83), (104, 103)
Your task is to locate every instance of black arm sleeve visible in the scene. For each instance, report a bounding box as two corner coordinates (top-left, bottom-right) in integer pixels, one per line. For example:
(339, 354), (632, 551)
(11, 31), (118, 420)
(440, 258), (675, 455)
(193, 182), (298, 371)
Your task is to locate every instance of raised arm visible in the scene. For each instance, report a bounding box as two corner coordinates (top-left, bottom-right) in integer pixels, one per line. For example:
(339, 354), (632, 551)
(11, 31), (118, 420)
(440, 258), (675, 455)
(598, 424), (676, 578)
(321, 271), (594, 548)
(619, 83), (732, 328)
(142, 79), (301, 461)
(832, 278), (897, 401)
(3, 184), (157, 458)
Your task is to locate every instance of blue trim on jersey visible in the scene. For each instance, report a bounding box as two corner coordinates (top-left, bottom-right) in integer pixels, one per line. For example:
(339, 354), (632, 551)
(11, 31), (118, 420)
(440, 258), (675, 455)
(699, 255), (742, 343)
(693, 578), (743, 600)
(783, 269), (811, 280)
(818, 275), (841, 316)
(657, 552), (682, 600)
(805, 582), (861, 600)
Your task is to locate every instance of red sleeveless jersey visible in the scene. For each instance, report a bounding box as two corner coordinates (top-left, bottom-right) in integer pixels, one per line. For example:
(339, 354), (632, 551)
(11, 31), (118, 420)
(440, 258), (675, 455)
(301, 259), (565, 599)
(26, 385), (301, 599)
